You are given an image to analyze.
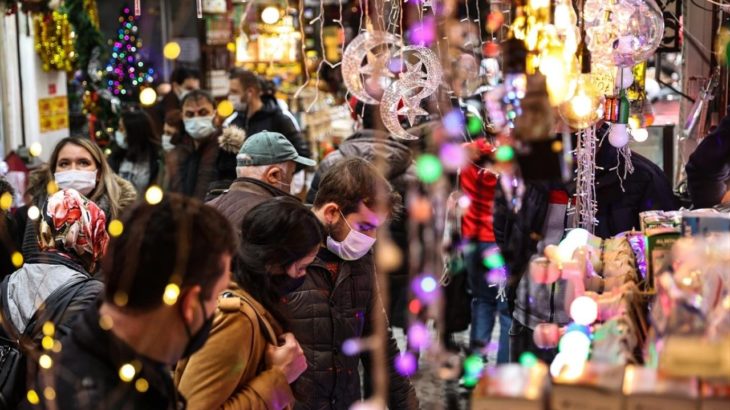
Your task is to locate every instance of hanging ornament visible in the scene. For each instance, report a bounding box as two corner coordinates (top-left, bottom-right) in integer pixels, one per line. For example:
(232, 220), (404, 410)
(584, 0), (664, 67)
(342, 31), (402, 105)
(380, 46), (442, 140)
(608, 89), (631, 148)
(134, 0), (141, 16)
(33, 10), (76, 72)
(559, 74), (605, 130)
(573, 126), (599, 231)
(196, 0), (202, 18)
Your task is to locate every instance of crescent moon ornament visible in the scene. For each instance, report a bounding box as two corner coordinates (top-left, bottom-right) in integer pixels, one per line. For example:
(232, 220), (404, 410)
(380, 46), (443, 140)
(342, 31), (402, 105)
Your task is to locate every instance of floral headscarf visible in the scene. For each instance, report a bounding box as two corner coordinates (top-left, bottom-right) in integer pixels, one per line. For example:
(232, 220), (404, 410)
(39, 189), (109, 270)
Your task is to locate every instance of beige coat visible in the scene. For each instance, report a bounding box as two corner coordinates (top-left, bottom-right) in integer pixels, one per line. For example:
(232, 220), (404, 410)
(175, 283), (294, 410)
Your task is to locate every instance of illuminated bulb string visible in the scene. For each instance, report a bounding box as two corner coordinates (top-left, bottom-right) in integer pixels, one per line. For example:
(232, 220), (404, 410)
(572, 125), (598, 232)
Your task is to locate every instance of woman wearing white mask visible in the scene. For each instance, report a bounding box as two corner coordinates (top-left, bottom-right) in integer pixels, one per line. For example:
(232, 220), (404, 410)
(50, 137), (137, 221)
(16, 138), (136, 257)
(108, 110), (165, 194)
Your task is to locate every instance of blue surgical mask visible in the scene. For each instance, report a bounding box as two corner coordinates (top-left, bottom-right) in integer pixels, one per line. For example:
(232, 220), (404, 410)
(115, 130), (128, 149)
(184, 116), (216, 140)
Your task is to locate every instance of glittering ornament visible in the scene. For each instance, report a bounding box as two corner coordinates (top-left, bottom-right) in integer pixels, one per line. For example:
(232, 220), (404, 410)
(342, 31), (401, 105)
(33, 10), (77, 72)
(584, 0), (664, 67)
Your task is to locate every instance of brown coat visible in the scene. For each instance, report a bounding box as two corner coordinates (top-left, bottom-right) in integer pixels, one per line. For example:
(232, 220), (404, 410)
(175, 283), (294, 410)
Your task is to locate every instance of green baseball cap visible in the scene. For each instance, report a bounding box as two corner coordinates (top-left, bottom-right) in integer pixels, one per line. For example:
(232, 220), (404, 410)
(237, 130), (316, 167)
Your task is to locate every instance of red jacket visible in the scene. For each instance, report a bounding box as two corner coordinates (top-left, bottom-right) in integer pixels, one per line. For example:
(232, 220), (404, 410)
(460, 139), (498, 242)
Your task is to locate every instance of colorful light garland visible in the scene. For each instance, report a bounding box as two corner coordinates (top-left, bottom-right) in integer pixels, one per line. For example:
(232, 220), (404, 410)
(104, 6), (155, 98)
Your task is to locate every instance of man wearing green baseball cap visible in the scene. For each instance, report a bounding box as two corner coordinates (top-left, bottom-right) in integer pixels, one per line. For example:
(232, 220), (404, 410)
(207, 130), (316, 237)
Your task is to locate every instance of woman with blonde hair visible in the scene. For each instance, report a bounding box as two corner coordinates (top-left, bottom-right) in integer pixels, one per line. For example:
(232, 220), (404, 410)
(18, 137), (136, 258)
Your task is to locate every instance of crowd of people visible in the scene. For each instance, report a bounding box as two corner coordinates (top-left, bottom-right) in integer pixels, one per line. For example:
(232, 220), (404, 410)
(0, 63), (727, 409)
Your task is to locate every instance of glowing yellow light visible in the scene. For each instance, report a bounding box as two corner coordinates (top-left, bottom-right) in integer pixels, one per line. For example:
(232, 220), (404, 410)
(42, 321), (55, 336)
(27, 205), (40, 221)
(0, 192), (12, 210)
(217, 100), (235, 118)
(226, 42), (236, 52)
(109, 219), (124, 237)
(39, 354), (53, 369)
(114, 291), (129, 307)
(119, 363), (136, 382)
(27, 390), (40, 405)
(529, 0), (550, 9)
(139, 87), (157, 106)
(261, 6), (281, 25)
(135, 378), (150, 393)
(632, 128), (649, 142)
(570, 94), (593, 118)
(163, 283), (180, 305)
(47, 180), (59, 195)
(145, 185), (163, 205)
(628, 116), (641, 130)
(29, 142), (43, 158)
(11, 252), (23, 268)
(42, 336), (54, 350)
(99, 315), (114, 331)
(554, 3), (577, 29)
(43, 387), (56, 400)
(52, 340), (62, 353)
(163, 42), (181, 60)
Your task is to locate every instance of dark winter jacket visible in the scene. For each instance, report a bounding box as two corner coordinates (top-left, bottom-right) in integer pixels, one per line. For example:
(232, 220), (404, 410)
(228, 97), (311, 163)
(495, 143), (677, 324)
(169, 131), (222, 200)
(305, 130), (417, 327)
(207, 177), (296, 237)
(36, 303), (185, 410)
(686, 114), (730, 208)
(286, 249), (418, 410)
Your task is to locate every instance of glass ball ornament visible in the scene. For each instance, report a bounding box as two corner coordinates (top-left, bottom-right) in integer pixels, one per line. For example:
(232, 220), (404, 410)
(584, 0), (664, 67)
(559, 74), (605, 130)
(609, 123), (630, 147)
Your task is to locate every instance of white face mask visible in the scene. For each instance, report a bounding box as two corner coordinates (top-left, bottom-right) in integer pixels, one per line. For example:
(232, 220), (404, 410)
(114, 130), (128, 149)
(228, 94), (246, 112)
(326, 211), (377, 261)
(161, 134), (175, 152)
(184, 116), (216, 140)
(54, 170), (97, 196)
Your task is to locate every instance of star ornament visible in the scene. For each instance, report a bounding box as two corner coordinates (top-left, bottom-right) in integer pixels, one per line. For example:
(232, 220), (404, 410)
(398, 98), (429, 126)
(399, 59), (427, 85)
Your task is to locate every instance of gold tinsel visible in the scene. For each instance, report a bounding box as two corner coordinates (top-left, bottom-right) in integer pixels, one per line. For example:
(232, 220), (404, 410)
(33, 10), (76, 72)
(83, 0), (100, 28)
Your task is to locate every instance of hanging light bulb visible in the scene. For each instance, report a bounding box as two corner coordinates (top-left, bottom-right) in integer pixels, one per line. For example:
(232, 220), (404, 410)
(632, 127), (649, 142)
(559, 74), (605, 130)
(539, 48), (577, 106)
(261, 6), (281, 25)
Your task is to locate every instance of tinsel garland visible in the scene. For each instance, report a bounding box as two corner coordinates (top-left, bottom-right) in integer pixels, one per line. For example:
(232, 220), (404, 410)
(33, 10), (76, 72)
(572, 125), (599, 232)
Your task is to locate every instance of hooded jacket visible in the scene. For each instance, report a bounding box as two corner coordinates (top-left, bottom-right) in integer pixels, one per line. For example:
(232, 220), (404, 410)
(175, 282), (294, 410)
(686, 114), (730, 208)
(286, 249), (418, 410)
(227, 97), (311, 162)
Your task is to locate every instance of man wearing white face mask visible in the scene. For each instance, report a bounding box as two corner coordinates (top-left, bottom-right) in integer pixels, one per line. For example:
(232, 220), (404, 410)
(169, 89), (233, 200)
(207, 131), (315, 238)
(285, 158), (418, 410)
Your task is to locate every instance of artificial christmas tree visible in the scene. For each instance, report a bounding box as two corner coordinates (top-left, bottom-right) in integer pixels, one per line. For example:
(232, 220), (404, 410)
(104, 4), (155, 101)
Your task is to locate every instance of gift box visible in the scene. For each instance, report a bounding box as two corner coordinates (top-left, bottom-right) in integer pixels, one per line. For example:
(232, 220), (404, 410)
(623, 365), (699, 410)
(471, 363), (548, 410)
(551, 362), (625, 410)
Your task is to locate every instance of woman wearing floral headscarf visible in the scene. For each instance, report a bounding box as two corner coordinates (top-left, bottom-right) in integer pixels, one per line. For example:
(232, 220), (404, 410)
(0, 188), (108, 344)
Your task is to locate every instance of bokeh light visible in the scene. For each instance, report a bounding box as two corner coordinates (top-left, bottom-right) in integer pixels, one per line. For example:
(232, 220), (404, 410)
(163, 283), (180, 305)
(11, 251), (23, 268)
(0, 192), (12, 210)
(145, 185), (163, 205)
(494, 145), (514, 162)
(463, 354), (485, 377)
(519, 351), (539, 368)
(39, 354), (53, 369)
(408, 299), (422, 315)
(342, 338), (361, 356)
(163, 42), (181, 59)
(139, 87), (157, 106)
(407, 322), (430, 350)
(27, 205), (40, 221)
(416, 154), (443, 184)
(109, 219), (124, 237)
(570, 296), (598, 326)
(558, 330), (591, 361)
(394, 352), (418, 376)
(26, 390), (40, 405)
(119, 363), (136, 382)
(443, 110), (465, 137)
(217, 100), (235, 118)
(29, 142), (43, 158)
(439, 143), (467, 171)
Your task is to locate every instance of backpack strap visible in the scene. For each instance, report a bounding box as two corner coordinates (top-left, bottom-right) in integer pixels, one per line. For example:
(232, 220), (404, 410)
(0, 275), (20, 341)
(219, 292), (278, 345)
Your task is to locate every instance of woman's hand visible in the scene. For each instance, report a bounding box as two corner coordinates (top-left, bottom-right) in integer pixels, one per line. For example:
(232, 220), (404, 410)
(265, 332), (308, 383)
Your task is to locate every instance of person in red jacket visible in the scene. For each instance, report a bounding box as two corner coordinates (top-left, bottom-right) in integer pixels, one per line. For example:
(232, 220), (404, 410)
(460, 137), (511, 363)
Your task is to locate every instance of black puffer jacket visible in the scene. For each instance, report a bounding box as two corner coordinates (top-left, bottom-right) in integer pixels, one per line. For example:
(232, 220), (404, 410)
(686, 114), (730, 208)
(306, 130), (417, 327)
(228, 97), (311, 162)
(286, 249), (417, 410)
